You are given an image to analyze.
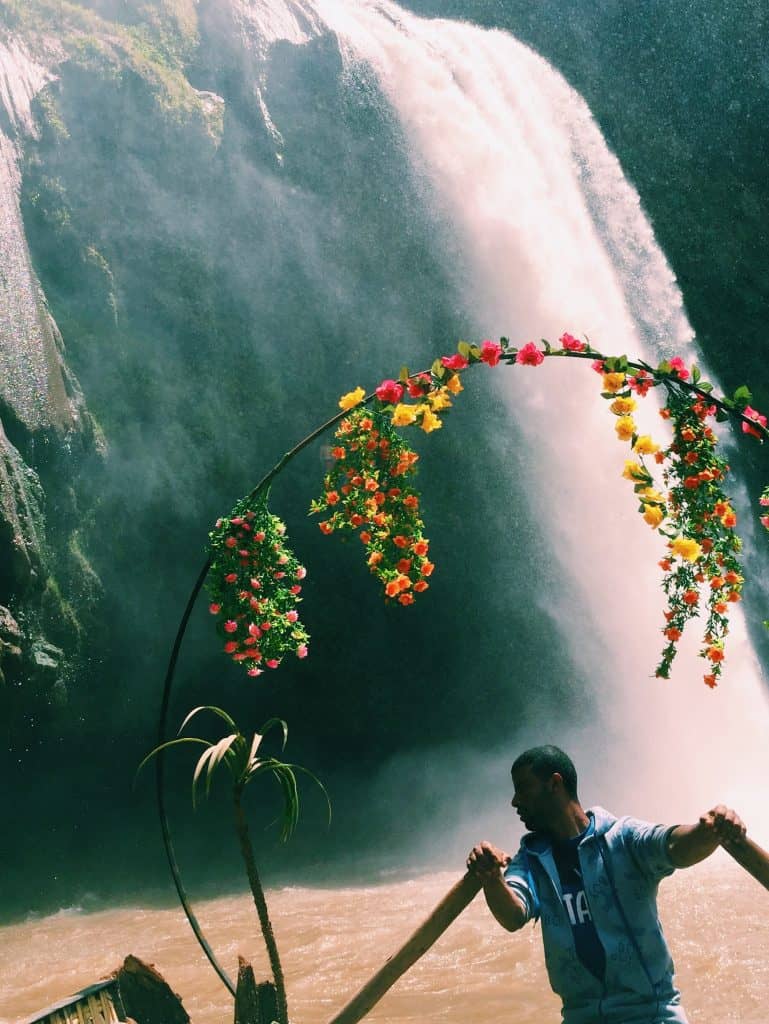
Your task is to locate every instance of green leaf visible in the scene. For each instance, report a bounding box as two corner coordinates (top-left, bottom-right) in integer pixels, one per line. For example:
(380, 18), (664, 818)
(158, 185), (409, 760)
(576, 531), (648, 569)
(699, 381), (714, 393)
(135, 737), (210, 780)
(431, 358), (443, 378)
(457, 341), (471, 358)
(179, 705), (238, 735)
(733, 384), (752, 406)
(657, 359), (672, 375)
(542, 338), (552, 354)
(691, 365), (701, 384)
(399, 366), (409, 382)
(469, 345), (481, 359)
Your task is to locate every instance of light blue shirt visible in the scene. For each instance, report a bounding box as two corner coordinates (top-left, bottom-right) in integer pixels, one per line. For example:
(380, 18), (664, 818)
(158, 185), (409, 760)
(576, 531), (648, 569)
(504, 806), (689, 1024)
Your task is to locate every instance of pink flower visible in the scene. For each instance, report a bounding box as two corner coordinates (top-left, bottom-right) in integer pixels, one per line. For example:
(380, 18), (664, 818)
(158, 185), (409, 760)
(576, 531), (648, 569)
(208, 603), (221, 615)
(225, 536), (237, 548)
(296, 644), (308, 659)
(231, 517), (244, 526)
(668, 356), (690, 380)
(254, 531), (266, 542)
(286, 610), (298, 622)
(238, 549), (250, 558)
(248, 622), (262, 637)
(479, 340), (502, 366)
(559, 332), (586, 352)
(759, 496), (769, 507)
(290, 585), (302, 595)
(250, 578), (261, 589)
(591, 360), (605, 374)
(233, 652), (248, 662)
(742, 405), (767, 439)
(278, 554), (288, 565)
(261, 621), (271, 630)
(223, 641), (238, 654)
(224, 572), (237, 583)
(375, 379), (404, 404)
(266, 658), (280, 669)
(224, 619), (238, 634)
(761, 516), (769, 529)
(274, 571), (286, 579)
(441, 353), (469, 370)
(296, 566), (307, 579)
(247, 667), (263, 677)
(515, 342), (545, 367)
(407, 373), (432, 398)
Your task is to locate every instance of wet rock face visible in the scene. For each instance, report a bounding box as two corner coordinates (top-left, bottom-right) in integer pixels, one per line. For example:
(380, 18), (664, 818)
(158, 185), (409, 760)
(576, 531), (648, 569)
(0, 31), (101, 706)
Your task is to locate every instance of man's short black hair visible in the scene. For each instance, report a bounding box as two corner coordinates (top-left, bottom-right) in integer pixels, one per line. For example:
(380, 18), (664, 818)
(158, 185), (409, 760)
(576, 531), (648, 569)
(511, 745), (579, 799)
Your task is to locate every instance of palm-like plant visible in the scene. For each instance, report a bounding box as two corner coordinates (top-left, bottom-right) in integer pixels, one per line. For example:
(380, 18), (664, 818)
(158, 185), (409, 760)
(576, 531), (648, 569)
(139, 707), (329, 1024)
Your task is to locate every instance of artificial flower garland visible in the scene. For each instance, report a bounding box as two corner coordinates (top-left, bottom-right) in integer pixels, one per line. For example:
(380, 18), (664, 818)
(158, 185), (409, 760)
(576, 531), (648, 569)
(207, 497), (310, 675)
(207, 334), (767, 686)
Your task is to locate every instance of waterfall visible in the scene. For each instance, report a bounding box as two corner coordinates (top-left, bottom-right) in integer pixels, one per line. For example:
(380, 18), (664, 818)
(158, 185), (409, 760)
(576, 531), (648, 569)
(250, 0), (769, 837)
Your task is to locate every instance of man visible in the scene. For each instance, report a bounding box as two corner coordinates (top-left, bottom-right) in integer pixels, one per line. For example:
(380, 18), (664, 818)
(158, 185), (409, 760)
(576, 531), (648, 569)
(467, 745), (745, 1024)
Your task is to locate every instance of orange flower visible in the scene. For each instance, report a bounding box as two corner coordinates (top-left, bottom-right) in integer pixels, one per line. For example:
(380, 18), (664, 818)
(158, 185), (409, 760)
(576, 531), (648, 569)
(709, 576), (725, 589)
(413, 540), (429, 557)
(359, 531), (372, 544)
(703, 674), (717, 689)
(713, 501), (729, 516)
(365, 479), (378, 492)
(701, 538), (714, 552)
(331, 446), (346, 459)
(403, 495), (419, 510)
(396, 558), (412, 573)
(326, 491), (339, 505)
(373, 513), (387, 526)
(393, 535), (409, 549)
(319, 521), (333, 535)
(368, 551), (383, 567)
(374, 492), (386, 506)
(680, 428), (696, 442)
(714, 602), (728, 614)
(683, 590), (699, 605)
(728, 591), (741, 603)
(684, 451), (699, 464)
(658, 559), (672, 571)
(724, 570), (741, 584)
(706, 646), (725, 663)
(396, 575), (411, 591)
(445, 374), (463, 394)
(414, 580), (429, 593)
(398, 592), (415, 606)
(421, 560), (435, 577)
(385, 580), (400, 598)
(654, 451), (665, 464)
(665, 627), (682, 642)
(350, 513), (365, 527)
(721, 511), (737, 528)
(660, 408), (671, 419)
(360, 417), (373, 430)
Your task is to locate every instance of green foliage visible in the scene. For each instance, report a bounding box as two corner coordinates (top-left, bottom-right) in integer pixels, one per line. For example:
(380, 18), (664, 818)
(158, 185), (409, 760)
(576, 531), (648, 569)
(139, 707), (330, 841)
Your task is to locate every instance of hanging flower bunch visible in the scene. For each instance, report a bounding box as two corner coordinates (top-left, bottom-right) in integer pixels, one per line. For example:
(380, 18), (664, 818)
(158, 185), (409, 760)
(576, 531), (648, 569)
(207, 497), (310, 676)
(594, 351), (769, 686)
(310, 340), (505, 603)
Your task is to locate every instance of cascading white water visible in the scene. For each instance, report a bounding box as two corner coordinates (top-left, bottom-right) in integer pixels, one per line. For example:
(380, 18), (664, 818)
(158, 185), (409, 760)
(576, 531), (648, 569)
(255, 0), (769, 834)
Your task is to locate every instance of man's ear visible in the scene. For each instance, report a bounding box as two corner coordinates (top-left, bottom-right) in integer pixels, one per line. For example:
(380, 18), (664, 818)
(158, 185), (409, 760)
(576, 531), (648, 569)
(550, 771), (565, 794)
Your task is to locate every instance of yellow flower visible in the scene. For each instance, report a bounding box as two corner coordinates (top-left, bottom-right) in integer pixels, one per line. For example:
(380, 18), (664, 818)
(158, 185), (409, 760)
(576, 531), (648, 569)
(391, 403), (419, 427)
(428, 389), (452, 411)
(615, 416), (635, 442)
(610, 396), (637, 416)
(622, 460), (645, 481)
(339, 386), (365, 411)
(641, 487), (666, 504)
(671, 536), (702, 562)
(419, 406), (443, 433)
(643, 504), (664, 528)
(603, 372), (627, 394)
(445, 374), (463, 394)
(633, 434), (660, 455)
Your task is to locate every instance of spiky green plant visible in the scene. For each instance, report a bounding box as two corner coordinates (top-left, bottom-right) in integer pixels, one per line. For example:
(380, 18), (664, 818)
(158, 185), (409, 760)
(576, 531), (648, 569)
(139, 707), (330, 1024)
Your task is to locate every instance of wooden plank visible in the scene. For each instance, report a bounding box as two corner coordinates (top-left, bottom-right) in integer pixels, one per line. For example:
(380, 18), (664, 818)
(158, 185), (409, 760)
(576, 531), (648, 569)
(18, 981), (117, 1024)
(327, 872), (482, 1024)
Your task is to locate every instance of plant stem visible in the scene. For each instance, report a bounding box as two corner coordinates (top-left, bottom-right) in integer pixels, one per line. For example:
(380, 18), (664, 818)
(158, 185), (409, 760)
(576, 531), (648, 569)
(233, 787), (289, 1024)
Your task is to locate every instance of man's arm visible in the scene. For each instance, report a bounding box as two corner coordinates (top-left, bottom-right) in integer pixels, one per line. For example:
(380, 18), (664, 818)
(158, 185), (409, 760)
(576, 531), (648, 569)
(467, 841), (528, 932)
(667, 804), (746, 868)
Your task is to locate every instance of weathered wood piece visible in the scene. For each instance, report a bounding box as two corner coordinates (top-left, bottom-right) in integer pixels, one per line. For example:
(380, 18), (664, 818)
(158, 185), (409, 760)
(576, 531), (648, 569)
(18, 979), (120, 1024)
(234, 957), (279, 1024)
(327, 871), (483, 1024)
(725, 835), (769, 891)
(113, 955), (189, 1024)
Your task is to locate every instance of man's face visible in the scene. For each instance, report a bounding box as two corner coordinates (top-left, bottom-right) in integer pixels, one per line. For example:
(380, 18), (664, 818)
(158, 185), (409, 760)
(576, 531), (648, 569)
(511, 763), (558, 833)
